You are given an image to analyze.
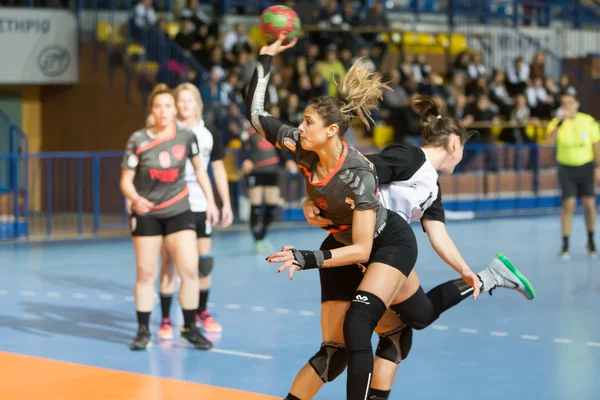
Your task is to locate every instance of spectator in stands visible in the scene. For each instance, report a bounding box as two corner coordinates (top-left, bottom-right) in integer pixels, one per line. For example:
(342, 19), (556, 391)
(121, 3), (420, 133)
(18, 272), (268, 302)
(545, 93), (600, 258)
(447, 73), (466, 107)
(450, 51), (471, 78)
(223, 103), (245, 146)
(291, 74), (310, 107)
(416, 53), (433, 79)
(526, 77), (552, 119)
(267, 72), (283, 108)
(419, 71), (449, 100)
(506, 56), (531, 96)
(466, 75), (489, 101)
(318, 45), (346, 97)
(207, 47), (225, 80)
(199, 69), (222, 129)
(222, 23), (252, 67)
(360, 0), (388, 43)
(132, 0), (157, 41)
(382, 68), (409, 110)
(544, 76), (560, 110)
(237, 49), (256, 85)
(529, 51), (546, 81)
(399, 53), (417, 83)
(352, 46), (376, 72)
(174, 16), (203, 60)
(180, 0), (215, 37)
(448, 93), (468, 120)
(339, 47), (354, 70)
(468, 51), (487, 80)
(558, 73), (577, 98)
(501, 93), (533, 143)
(220, 72), (242, 108)
(489, 70), (513, 119)
(461, 94), (500, 171)
(281, 94), (303, 126)
(393, 92), (423, 145)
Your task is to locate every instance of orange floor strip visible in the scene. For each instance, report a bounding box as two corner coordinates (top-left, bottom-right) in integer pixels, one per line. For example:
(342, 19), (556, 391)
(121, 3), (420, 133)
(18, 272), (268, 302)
(0, 351), (278, 400)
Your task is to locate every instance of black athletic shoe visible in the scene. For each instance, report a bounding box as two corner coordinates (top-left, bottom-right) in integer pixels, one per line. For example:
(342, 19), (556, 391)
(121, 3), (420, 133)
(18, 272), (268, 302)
(130, 326), (152, 351)
(181, 325), (213, 350)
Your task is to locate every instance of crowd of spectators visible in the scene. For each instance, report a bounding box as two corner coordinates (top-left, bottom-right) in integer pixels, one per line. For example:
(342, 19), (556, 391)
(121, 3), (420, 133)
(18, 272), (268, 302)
(130, 0), (579, 160)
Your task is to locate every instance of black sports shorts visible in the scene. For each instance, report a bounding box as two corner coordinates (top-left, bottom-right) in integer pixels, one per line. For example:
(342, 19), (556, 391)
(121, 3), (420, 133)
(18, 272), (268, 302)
(130, 210), (195, 237)
(193, 211), (212, 238)
(319, 211), (418, 303)
(246, 171), (279, 188)
(558, 162), (595, 199)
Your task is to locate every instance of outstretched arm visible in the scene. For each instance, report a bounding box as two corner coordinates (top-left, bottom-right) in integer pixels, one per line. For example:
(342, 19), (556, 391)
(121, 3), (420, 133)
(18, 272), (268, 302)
(245, 33), (299, 151)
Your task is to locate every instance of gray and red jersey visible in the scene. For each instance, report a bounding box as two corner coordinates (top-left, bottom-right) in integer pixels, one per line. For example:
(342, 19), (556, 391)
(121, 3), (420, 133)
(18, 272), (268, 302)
(122, 123), (200, 218)
(246, 54), (387, 245)
(242, 128), (281, 174)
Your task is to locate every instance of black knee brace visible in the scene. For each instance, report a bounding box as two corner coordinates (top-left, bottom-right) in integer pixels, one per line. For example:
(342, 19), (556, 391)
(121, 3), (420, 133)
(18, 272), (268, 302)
(198, 254), (214, 277)
(265, 204), (279, 224)
(375, 324), (413, 364)
(308, 342), (347, 383)
(389, 287), (435, 331)
(343, 291), (387, 367)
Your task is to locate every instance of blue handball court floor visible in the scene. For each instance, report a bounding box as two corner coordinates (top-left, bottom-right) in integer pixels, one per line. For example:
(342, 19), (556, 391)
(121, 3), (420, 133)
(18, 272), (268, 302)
(0, 214), (599, 399)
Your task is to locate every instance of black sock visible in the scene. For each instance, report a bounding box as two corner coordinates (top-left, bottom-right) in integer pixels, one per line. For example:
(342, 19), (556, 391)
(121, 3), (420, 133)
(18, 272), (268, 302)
(588, 231), (594, 244)
(344, 291), (387, 400)
(284, 394), (301, 400)
(369, 389), (391, 400)
(262, 204), (279, 238)
(250, 205), (263, 241)
(198, 289), (209, 315)
(160, 294), (173, 321)
(182, 309), (196, 329)
(563, 235), (569, 250)
(136, 311), (150, 329)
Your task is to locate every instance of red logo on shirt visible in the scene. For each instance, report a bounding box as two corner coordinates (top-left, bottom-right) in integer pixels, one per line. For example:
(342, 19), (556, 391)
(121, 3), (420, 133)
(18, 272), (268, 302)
(172, 144), (186, 160)
(159, 151), (172, 168)
(150, 168), (179, 182)
(315, 197), (328, 210)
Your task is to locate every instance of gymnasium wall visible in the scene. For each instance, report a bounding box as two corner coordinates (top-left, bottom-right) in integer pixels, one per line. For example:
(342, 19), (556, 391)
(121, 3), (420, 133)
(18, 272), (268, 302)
(40, 43), (145, 152)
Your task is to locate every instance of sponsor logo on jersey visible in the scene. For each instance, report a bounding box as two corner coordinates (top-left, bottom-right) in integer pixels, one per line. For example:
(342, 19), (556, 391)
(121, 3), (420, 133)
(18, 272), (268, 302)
(150, 168), (179, 182)
(172, 144), (186, 160)
(315, 197), (328, 210)
(345, 197), (356, 209)
(159, 151), (172, 168)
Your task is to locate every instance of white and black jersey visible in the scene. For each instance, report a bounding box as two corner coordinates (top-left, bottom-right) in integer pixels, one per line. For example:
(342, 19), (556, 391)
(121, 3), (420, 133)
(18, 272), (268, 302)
(366, 144), (445, 230)
(181, 119), (225, 212)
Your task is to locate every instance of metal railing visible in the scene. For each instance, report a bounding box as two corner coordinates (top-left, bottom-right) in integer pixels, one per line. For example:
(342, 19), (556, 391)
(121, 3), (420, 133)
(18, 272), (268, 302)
(1, 143), (597, 240)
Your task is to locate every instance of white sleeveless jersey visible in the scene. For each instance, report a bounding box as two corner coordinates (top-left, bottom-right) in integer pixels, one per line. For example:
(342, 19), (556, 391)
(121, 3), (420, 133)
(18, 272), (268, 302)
(366, 144), (445, 228)
(181, 120), (214, 212)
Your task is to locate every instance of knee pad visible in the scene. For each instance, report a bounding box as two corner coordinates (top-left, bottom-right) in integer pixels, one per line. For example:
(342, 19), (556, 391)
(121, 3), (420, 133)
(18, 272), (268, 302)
(389, 287), (435, 331)
(308, 342), (347, 383)
(375, 324), (413, 364)
(343, 291), (387, 352)
(198, 255), (214, 277)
